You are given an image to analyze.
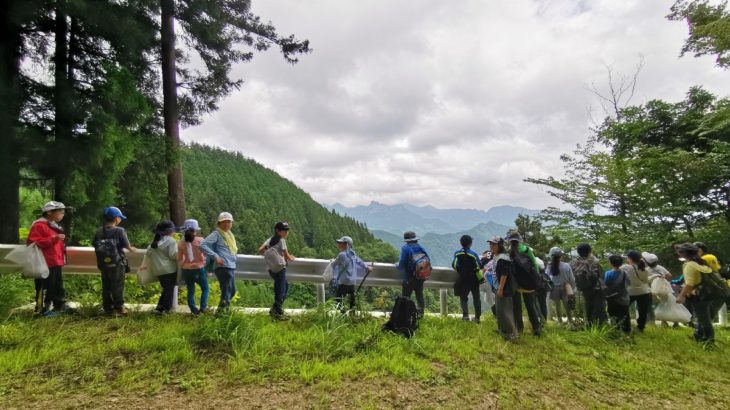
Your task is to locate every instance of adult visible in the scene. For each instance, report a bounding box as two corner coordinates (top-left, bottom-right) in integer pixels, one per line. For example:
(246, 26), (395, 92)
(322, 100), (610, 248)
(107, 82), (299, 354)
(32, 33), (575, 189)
(695, 242), (721, 272)
(397, 231), (430, 319)
(570, 243), (607, 326)
(534, 257), (550, 321)
(93, 206), (136, 316)
(201, 212), (238, 313)
(676, 243), (719, 345)
(506, 231), (542, 336)
(452, 235), (484, 323)
(28, 201), (72, 317)
(546, 247), (576, 324)
(622, 250), (652, 332)
(147, 220), (178, 314)
(489, 236), (518, 341)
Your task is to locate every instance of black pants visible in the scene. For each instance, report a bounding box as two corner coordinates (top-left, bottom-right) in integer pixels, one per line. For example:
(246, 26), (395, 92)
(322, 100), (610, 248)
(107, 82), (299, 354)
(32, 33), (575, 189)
(101, 264), (126, 311)
(629, 293), (652, 331)
(402, 279), (425, 317)
(584, 290), (608, 326)
(691, 298), (717, 342)
(34, 266), (66, 313)
(535, 289), (549, 320)
(607, 301), (631, 333)
(156, 272), (177, 312)
(512, 291), (542, 335)
(459, 282), (481, 319)
(335, 284), (356, 310)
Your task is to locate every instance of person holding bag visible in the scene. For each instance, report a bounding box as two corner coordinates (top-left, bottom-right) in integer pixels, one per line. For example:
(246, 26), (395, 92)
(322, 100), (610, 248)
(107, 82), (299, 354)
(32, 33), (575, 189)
(201, 212), (239, 313)
(178, 219), (209, 315)
(28, 201), (72, 317)
(259, 221), (296, 320)
(147, 220), (178, 314)
(330, 236), (372, 312)
(676, 243), (721, 345)
(621, 250), (652, 332)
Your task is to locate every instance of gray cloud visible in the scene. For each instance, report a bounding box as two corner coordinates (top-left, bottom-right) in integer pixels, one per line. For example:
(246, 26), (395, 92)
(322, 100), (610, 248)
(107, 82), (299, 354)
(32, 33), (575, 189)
(183, 0), (727, 210)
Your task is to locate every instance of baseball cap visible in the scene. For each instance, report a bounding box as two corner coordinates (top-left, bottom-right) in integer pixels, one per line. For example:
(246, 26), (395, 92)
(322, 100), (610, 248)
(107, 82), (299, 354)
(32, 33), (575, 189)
(41, 201), (66, 213)
(335, 236), (353, 246)
(403, 231), (419, 242)
(217, 212), (233, 222)
(182, 219), (200, 231)
(104, 206), (127, 220)
(641, 251), (658, 265)
(274, 221), (290, 231)
(624, 250), (642, 262)
(487, 236), (504, 245)
(549, 247), (563, 257)
(155, 220), (176, 234)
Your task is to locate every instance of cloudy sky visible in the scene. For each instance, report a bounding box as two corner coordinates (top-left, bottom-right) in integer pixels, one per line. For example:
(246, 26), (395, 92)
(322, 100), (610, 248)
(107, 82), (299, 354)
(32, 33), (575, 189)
(183, 0), (728, 211)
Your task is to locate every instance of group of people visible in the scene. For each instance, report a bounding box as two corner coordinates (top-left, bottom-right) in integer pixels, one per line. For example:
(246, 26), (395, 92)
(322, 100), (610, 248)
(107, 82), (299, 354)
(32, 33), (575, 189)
(24, 201), (729, 346)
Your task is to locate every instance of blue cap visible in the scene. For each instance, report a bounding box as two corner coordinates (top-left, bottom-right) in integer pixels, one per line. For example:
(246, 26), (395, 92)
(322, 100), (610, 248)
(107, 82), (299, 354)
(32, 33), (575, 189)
(104, 206), (127, 220)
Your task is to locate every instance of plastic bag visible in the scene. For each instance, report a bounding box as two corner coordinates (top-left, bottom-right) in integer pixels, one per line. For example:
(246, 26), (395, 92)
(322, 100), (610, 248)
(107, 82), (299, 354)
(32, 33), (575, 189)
(651, 277), (673, 301)
(136, 254), (156, 285)
(322, 261), (333, 282)
(4, 244), (49, 279)
(654, 294), (691, 323)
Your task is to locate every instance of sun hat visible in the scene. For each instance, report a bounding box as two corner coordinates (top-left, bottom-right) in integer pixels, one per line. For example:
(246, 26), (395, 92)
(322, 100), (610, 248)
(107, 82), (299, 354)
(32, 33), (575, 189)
(154, 220), (176, 235)
(41, 201), (66, 213)
(487, 236), (504, 245)
(505, 230), (523, 242)
(182, 219), (200, 231)
(549, 247), (563, 257)
(217, 212), (234, 222)
(403, 231), (419, 242)
(641, 251), (658, 265)
(104, 206), (127, 220)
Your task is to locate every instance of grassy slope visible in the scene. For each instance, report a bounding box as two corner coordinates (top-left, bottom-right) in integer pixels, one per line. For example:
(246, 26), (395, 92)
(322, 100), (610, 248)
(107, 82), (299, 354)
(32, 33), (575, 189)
(1, 310), (729, 409)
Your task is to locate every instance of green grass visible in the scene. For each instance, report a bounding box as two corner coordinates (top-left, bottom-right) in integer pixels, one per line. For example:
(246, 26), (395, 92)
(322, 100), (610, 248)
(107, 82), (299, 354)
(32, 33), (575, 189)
(0, 307), (729, 409)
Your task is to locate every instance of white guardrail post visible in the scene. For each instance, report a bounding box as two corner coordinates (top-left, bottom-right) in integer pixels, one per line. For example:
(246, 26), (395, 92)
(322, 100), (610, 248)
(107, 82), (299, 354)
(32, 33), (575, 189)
(0, 244), (457, 309)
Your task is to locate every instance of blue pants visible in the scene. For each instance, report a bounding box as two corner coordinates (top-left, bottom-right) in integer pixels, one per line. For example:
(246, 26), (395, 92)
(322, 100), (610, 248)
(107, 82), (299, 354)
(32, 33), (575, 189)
(214, 267), (236, 308)
(269, 268), (288, 313)
(183, 268), (209, 312)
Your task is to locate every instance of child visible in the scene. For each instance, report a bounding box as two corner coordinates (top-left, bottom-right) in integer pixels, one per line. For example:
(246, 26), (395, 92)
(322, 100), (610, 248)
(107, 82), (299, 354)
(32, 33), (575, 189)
(452, 235), (484, 323)
(200, 212), (238, 313)
(546, 247), (576, 325)
(330, 236), (372, 311)
(93, 206), (136, 316)
(178, 219), (209, 315)
(259, 221), (296, 320)
(147, 220), (178, 314)
(28, 201), (72, 317)
(605, 254), (630, 334)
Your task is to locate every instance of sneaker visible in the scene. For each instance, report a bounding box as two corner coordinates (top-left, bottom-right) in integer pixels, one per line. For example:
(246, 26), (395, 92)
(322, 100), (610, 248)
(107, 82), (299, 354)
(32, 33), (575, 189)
(472, 317), (481, 324)
(41, 310), (58, 318)
(190, 308), (200, 316)
(462, 316), (470, 321)
(199, 308), (212, 315)
(114, 307), (129, 316)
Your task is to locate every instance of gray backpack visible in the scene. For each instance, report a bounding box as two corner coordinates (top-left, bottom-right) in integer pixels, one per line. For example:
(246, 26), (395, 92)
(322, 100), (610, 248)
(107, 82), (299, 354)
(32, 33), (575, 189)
(264, 244), (286, 273)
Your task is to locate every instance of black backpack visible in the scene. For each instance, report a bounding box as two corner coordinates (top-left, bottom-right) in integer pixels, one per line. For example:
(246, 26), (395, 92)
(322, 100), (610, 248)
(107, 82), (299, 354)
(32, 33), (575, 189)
(94, 227), (122, 269)
(382, 296), (418, 338)
(511, 250), (540, 291)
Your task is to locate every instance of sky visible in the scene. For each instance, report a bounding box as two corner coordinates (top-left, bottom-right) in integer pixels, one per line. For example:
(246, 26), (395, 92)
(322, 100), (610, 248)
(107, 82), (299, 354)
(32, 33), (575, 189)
(183, 0), (729, 211)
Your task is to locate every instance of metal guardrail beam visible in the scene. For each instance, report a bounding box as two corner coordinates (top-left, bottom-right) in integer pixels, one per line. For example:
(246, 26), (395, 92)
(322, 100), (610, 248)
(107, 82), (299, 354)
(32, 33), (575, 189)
(0, 244), (459, 315)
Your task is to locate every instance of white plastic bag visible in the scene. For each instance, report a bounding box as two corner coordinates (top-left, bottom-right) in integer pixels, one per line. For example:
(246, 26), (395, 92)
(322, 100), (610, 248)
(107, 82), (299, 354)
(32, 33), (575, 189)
(136, 254), (156, 285)
(4, 244), (49, 279)
(654, 294), (691, 323)
(322, 261), (333, 282)
(651, 277), (673, 301)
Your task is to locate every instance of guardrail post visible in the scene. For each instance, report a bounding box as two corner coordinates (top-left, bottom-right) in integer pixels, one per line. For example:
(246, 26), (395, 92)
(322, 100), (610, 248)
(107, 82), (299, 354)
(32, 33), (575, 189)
(719, 303), (727, 326)
(172, 286), (178, 310)
(439, 289), (448, 316)
(316, 283), (326, 305)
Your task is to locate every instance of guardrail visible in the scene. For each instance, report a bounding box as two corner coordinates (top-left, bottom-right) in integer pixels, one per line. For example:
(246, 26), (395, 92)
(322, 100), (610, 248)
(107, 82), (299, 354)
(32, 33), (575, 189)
(0, 244), (458, 315)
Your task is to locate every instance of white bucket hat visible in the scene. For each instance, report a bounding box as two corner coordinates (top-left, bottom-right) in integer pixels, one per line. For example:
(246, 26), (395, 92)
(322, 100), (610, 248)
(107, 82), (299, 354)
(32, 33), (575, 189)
(42, 201), (66, 213)
(217, 212), (233, 222)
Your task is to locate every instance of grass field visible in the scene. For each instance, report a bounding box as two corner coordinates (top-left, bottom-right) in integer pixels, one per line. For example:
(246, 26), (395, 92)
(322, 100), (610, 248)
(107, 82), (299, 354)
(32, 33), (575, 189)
(1, 306), (729, 409)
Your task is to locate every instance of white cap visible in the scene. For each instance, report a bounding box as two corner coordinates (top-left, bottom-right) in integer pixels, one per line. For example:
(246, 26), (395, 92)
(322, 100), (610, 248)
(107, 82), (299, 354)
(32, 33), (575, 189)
(336, 236), (353, 247)
(42, 201), (66, 212)
(217, 212), (233, 222)
(641, 251), (659, 265)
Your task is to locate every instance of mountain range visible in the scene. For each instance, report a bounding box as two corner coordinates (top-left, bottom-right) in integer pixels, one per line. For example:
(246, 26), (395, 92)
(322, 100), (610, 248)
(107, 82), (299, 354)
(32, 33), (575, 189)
(327, 202), (540, 267)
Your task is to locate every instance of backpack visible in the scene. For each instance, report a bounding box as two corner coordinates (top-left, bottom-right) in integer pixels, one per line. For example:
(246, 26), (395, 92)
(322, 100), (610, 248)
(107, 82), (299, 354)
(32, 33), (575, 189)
(94, 227), (122, 269)
(411, 251), (432, 280)
(573, 257), (605, 293)
(382, 296), (419, 338)
(511, 250), (540, 291)
(264, 237), (286, 273)
(697, 270), (730, 301)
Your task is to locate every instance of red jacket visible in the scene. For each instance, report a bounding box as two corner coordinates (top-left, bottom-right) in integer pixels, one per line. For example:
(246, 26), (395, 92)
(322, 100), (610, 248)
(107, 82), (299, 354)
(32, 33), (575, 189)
(27, 219), (66, 268)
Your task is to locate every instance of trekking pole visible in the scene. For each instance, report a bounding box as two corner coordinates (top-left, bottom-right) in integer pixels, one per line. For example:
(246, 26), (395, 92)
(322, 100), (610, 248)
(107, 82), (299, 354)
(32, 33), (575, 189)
(356, 263), (374, 294)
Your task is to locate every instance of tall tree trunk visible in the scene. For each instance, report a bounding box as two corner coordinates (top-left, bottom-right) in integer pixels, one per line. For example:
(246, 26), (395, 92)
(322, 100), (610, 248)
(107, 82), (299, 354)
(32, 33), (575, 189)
(0, 0), (22, 243)
(161, 0), (186, 226)
(53, 1), (71, 204)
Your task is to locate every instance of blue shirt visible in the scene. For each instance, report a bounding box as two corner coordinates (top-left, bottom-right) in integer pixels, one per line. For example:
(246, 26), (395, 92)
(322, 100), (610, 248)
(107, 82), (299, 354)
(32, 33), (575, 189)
(200, 230), (237, 269)
(604, 268), (622, 283)
(397, 242), (429, 281)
